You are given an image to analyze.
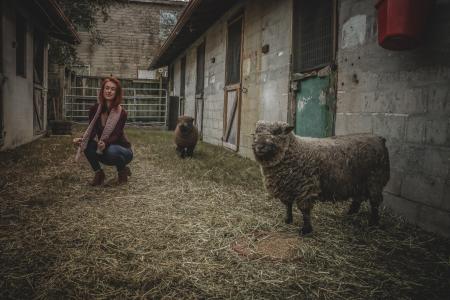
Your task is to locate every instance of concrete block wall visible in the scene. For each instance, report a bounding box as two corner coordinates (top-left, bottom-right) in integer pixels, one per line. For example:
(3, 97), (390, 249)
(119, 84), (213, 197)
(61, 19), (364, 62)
(75, 0), (185, 78)
(241, 0), (291, 158)
(337, 0), (450, 236)
(171, 0), (292, 157)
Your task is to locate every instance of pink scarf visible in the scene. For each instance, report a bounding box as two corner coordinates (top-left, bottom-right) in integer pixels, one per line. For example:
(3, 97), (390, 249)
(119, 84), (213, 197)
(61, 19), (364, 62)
(75, 103), (123, 161)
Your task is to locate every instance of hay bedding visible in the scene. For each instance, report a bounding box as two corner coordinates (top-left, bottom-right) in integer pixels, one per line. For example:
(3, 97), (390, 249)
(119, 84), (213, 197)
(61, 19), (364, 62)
(0, 127), (449, 299)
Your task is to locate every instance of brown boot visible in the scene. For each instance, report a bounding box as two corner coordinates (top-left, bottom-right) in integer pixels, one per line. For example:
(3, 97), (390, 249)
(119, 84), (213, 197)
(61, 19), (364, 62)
(90, 169), (105, 186)
(117, 167), (130, 185)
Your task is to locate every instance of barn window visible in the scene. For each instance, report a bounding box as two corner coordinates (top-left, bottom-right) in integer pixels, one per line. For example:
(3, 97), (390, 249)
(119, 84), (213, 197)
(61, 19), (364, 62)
(196, 41), (205, 95)
(226, 16), (243, 85)
(16, 13), (27, 77)
(293, 0), (335, 72)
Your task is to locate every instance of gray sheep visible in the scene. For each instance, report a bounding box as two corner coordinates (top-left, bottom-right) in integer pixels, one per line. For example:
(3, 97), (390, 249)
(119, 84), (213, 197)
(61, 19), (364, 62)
(252, 121), (390, 235)
(174, 115), (199, 158)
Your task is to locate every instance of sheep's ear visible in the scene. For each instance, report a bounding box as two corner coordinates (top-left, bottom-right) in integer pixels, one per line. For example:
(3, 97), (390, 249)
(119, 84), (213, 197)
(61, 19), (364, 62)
(283, 126), (294, 134)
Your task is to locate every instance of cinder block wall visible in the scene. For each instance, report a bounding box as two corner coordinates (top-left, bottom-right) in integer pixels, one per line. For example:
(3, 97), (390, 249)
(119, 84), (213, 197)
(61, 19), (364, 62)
(172, 0), (292, 157)
(75, 0), (185, 78)
(336, 0), (450, 236)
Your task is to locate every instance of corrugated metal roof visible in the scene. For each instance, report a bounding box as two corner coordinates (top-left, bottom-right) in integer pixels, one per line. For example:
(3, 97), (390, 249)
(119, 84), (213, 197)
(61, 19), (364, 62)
(149, 0), (242, 69)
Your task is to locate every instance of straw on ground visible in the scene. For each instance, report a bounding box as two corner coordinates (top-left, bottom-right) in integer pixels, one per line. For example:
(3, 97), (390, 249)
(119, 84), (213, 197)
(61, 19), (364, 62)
(0, 127), (449, 299)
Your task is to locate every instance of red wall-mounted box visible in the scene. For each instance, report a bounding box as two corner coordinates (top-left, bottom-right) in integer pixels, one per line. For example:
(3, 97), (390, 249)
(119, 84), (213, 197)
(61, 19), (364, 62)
(376, 0), (433, 50)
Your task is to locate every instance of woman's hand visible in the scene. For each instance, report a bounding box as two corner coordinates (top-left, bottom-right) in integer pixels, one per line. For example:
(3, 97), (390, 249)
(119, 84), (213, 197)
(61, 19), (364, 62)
(98, 140), (106, 151)
(73, 137), (82, 147)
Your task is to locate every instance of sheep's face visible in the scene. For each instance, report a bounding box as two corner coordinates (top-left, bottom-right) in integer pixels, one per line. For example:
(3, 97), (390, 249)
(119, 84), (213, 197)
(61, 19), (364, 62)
(177, 116), (195, 134)
(252, 121), (294, 166)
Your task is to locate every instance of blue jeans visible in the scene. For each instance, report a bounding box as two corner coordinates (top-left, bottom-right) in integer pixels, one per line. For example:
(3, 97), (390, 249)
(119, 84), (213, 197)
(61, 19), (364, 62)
(84, 140), (133, 172)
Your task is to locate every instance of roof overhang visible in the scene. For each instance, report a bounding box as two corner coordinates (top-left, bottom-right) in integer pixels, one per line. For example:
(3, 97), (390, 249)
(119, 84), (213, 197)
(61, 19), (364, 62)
(23, 0), (80, 44)
(149, 0), (242, 69)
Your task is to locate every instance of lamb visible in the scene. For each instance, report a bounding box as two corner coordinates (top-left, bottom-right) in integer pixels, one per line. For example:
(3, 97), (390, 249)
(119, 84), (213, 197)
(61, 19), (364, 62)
(252, 121), (390, 235)
(174, 115), (199, 158)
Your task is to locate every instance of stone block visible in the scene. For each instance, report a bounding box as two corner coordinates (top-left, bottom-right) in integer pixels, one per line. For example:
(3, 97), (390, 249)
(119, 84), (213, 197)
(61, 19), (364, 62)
(346, 113), (372, 134)
(335, 113), (346, 135)
(383, 193), (420, 224)
(400, 88), (427, 115)
(401, 174), (445, 208)
(384, 169), (403, 196)
(423, 147), (450, 178)
(442, 181), (450, 211)
(406, 116), (427, 144)
(425, 118), (449, 146)
(372, 114), (407, 141)
(427, 85), (450, 115)
(417, 206), (450, 237)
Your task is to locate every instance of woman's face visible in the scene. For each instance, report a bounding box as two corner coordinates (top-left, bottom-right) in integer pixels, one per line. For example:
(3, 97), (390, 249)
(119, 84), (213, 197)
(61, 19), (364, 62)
(103, 81), (117, 102)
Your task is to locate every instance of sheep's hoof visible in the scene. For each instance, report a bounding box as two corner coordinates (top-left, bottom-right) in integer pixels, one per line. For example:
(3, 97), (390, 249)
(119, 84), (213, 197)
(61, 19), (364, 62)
(300, 226), (313, 235)
(285, 217), (293, 224)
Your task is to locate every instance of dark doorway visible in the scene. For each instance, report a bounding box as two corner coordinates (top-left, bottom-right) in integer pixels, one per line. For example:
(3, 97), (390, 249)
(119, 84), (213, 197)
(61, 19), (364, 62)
(168, 96), (179, 131)
(195, 41), (205, 139)
(179, 56), (186, 116)
(223, 15), (243, 151)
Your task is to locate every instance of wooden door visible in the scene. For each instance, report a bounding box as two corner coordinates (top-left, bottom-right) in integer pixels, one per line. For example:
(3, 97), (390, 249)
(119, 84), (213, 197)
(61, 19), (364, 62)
(223, 15), (243, 151)
(292, 0), (337, 138)
(33, 30), (45, 135)
(195, 41), (205, 139)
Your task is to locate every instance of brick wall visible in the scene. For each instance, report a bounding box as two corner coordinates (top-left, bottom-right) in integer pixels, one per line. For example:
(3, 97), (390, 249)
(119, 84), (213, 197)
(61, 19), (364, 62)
(336, 0), (450, 236)
(75, 0), (185, 79)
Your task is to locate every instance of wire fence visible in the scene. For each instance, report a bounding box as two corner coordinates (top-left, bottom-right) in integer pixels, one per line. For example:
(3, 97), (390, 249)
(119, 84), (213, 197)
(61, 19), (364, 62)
(64, 86), (167, 126)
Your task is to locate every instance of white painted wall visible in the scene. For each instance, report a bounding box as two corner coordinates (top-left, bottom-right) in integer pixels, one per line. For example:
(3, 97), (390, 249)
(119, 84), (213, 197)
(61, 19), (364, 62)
(1, 3), (47, 150)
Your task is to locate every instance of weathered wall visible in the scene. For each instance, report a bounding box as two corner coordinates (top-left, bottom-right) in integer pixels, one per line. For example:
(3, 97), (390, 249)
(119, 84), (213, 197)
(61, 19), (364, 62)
(0, 3), (44, 151)
(171, 0), (292, 157)
(75, 0), (185, 78)
(336, 0), (450, 236)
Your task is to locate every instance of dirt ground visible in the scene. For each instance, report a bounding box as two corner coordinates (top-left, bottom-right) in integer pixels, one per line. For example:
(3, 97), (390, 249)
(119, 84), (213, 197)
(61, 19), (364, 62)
(0, 127), (449, 299)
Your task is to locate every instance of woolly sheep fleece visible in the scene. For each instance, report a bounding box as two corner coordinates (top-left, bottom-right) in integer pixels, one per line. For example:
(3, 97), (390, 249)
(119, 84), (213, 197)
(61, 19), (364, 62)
(174, 116), (198, 158)
(252, 121), (390, 235)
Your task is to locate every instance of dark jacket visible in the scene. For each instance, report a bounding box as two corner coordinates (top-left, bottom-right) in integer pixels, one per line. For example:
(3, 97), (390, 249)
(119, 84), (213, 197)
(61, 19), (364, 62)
(88, 103), (131, 148)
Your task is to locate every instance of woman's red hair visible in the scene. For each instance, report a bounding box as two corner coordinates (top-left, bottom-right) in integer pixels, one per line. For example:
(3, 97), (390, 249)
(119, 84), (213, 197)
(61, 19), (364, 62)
(98, 76), (123, 108)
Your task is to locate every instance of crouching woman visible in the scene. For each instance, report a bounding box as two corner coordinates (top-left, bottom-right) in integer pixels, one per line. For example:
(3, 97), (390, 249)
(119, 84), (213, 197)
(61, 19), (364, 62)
(73, 77), (133, 186)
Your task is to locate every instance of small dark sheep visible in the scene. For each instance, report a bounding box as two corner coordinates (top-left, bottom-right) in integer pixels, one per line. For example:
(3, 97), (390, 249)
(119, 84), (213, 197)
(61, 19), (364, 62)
(252, 121), (390, 235)
(174, 116), (198, 158)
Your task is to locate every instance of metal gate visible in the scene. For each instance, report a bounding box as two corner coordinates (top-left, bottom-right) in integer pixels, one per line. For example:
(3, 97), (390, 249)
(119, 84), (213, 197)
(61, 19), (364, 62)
(64, 77), (167, 126)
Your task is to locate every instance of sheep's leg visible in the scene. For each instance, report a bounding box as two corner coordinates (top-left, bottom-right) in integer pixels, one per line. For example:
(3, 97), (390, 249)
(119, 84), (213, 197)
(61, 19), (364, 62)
(285, 202), (293, 224)
(187, 147), (194, 157)
(300, 208), (313, 235)
(348, 197), (363, 215)
(368, 193), (383, 226)
(180, 148), (187, 159)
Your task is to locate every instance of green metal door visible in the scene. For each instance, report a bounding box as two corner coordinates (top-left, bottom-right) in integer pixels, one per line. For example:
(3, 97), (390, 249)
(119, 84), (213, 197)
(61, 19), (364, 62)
(295, 75), (334, 138)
